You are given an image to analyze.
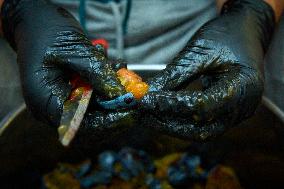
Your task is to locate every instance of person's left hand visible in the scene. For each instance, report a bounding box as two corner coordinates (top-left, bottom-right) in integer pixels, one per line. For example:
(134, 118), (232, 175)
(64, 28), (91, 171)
(137, 0), (276, 140)
(1, 0), (127, 126)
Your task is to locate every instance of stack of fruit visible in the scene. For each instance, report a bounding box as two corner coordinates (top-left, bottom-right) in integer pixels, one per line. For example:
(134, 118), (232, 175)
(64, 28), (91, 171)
(44, 147), (242, 189)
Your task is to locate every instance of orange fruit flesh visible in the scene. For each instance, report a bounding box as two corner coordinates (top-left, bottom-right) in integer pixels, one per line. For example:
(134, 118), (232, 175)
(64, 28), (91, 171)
(117, 68), (149, 99)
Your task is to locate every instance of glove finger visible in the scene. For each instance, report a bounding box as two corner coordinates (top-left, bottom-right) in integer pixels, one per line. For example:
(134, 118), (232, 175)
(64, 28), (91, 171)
(23, 63), (72, 126)
(141, 64), (263, 125)
(147, 41), (215, 91)
(74, 110), (135, 146)
(109, 59), (127, 72)
(92, 44), (127, 71)
(139, 112), (225, 141)
(47, 31), (125, 99)
(82, 110), (134, 131)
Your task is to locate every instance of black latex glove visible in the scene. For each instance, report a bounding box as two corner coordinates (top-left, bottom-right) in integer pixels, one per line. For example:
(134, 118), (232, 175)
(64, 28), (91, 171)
(1, 0), (126, 126)
(78, 110), (135, 144)
(77, 59), (135, 143)
(139, 0), (275, 140)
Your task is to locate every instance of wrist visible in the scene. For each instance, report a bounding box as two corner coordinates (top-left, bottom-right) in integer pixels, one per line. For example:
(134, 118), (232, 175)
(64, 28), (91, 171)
(0, 0), (4, 36)
(216, 0), (228, 12)
(264, 0), (284, 22)
(1, 0), (22, 49)
(221, 0), (276, 52)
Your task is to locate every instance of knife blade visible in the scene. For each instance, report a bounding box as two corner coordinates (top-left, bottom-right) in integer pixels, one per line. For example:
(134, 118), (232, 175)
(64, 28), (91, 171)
(58, 76), (93, 146)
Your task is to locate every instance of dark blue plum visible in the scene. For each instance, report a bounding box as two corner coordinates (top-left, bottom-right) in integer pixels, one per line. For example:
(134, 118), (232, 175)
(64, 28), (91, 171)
(178, 154), (203, 178)
(137, 150), (156, 173)
(199, 170), (209, 180)
(145, 175), (162, 189)
(167, 165), (189, 186)
(183, 155), (201, 171)
(75, 161), (92, 178)
(118, 169), (132, 181)
(80, 171), (112, 188)
(98, 151), (118, 172)
(118, 148), (144, 177)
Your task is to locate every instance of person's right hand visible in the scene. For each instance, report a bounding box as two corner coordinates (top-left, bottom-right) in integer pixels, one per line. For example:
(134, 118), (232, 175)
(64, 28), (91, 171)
(1, 0), (126, 126)
(137, 0), (275, 140)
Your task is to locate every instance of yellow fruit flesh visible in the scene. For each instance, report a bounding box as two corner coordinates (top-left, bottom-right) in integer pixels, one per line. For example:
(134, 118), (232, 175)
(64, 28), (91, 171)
(117, 68), (149, 99)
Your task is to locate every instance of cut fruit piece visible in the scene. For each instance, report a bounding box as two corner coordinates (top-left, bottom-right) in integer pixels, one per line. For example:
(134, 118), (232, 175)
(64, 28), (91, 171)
(117, 68), (149, 99)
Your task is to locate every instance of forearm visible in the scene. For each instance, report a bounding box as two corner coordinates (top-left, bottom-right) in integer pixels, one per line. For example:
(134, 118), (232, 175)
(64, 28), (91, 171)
(264, 0), (284, 21)
(0, 0), (3, 36)
(217, 0), (284, 22)
(216, 0), (228, 12)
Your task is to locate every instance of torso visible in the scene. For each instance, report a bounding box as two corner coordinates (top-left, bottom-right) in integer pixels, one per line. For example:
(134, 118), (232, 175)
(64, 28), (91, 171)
(51, 0), (217, 70)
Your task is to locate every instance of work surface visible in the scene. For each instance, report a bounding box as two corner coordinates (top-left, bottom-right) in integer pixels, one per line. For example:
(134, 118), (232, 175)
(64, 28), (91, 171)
(0, 104), (283, 188)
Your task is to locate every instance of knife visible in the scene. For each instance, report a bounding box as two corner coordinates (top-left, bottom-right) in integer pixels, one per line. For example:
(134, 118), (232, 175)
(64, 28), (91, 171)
(58, 75), (93, 146)
(57, 39), (136, 146)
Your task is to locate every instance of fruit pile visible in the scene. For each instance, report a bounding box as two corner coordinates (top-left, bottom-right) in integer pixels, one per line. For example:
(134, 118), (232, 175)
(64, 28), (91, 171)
(43, 147), (242, 189)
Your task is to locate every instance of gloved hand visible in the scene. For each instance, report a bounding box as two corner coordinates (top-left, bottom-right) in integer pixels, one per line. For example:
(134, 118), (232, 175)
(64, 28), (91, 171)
(78, 110), (135, 144)
(138, 0), (275, 140)
(76, 59), (135, 142)
(1, 0), (126, 126)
